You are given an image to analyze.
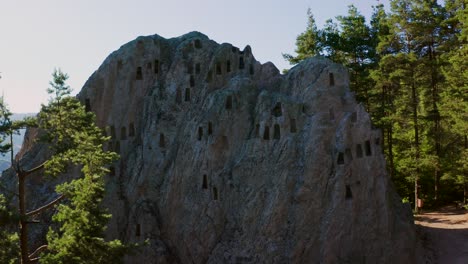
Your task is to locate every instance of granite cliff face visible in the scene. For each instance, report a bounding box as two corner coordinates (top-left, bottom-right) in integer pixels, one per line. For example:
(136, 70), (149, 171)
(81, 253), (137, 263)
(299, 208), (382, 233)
(14, 32), (416, 263)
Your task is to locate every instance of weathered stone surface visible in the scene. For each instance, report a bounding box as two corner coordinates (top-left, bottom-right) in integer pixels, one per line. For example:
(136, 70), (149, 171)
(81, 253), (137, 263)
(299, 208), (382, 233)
(6, 32), (416, 263)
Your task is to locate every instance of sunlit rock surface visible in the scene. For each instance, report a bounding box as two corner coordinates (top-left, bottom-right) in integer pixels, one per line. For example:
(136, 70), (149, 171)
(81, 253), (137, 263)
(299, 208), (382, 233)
(11, 32), (416, 263)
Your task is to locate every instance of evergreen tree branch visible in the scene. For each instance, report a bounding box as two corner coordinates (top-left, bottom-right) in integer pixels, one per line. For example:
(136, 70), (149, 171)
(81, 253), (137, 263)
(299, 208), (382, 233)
(28, 244), (47, 259)
(25, 194), (64, 217)
(14, 162), (45, 177)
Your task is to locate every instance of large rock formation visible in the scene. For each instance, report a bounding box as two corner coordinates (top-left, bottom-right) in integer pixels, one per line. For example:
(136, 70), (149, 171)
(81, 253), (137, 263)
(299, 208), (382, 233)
(9, 32), (416, 263)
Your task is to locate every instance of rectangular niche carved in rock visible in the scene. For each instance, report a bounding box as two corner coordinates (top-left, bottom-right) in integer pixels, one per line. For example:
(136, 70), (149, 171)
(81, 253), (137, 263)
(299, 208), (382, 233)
(185, 88), (191, 102)
(190, 75), (195, 87)
(159, 133), (165, 148)
(329, 72), (335, 86)
(356, 144), (363, 158)
(198, 126), (203, 140)
(365, 140), (372, 156)
(154, 60), (159, 74)
(225, 95), (233, 110)
(195, 63), (201, 74)
(109, 166), (115, 176)
(176, 89), (182, 103)
(85, 98), (91, 112)
(255, 124), (260, 138)
(272, 102), (282, 117)
(273, 124), (281, 140)
(345, 148), (353, 161)
(147, 62), (152, 70)
(202, 175), (208, 189)
(239, 57), (245, 69)
(346, 185), (352, 199)
(110, 126), (116, 139)
(129, 123), (135, 137)
(136, 224), (141, 237)
(216, 62), (222, 75)
(337, 152), (345, 165)
(208, 122), (213, 135)
(121, 126), (127, 140)
(108, 141), (113, 152)
(213, 187), (218, 200)
(194, 39), (202, 49)
(249, 64), (254, 75)
(226, 60), (231, 72)
(263, 126), (270, 140)
(137, 40), (144, 50)
(136, 67), (143, 80)
(290, 118), (297, 133)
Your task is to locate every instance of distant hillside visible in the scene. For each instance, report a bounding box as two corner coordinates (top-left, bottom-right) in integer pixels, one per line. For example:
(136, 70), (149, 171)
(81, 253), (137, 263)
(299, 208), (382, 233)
(0, 113), (36, 171)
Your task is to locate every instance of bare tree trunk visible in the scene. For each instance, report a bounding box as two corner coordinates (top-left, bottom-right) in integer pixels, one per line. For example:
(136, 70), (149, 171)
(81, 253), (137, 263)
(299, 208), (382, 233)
(429, 44), (441, 202)
(382, 84), (395, 178)
(411, 71), (420, 214)
(464, 177), (467, 206)
(18, 171), (29, 264)
(464, 135), (467, 205)
(15, 163), (47, 264)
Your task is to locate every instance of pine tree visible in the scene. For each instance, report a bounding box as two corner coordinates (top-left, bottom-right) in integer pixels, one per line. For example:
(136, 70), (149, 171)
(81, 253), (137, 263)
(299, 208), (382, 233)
(39, 70), (132, 263)
(440, 0), (467, 205)
(284, 5), (381, 110)
(410, 0), (445, 202)
(0, 194), (19, 264)
(336, 5), (376, 110)
(369, 4), (398, 178)
(371, 0), (445, 212)
(11, 69), (131, 263)
(40, 100), (128, 263)
(285, 0), (466, 209)
(0, 97), (19, 263)
(283, 8), (323, 64)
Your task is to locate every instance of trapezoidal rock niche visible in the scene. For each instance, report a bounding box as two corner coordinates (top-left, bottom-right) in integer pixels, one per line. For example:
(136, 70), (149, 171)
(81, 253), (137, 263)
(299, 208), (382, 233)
(25, 32), (418, 263)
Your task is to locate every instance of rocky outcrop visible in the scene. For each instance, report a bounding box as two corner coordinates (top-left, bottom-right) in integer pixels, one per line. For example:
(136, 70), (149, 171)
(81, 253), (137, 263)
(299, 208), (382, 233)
(11, 32), (416, 263)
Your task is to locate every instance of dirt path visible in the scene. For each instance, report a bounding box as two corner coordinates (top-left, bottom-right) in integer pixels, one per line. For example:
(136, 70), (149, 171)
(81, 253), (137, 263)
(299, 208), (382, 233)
(415, 206), (468, 264)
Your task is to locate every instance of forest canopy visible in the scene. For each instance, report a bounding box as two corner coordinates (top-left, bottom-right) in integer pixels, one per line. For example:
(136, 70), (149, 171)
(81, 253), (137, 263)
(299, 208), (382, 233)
(284, 0), (467, 211)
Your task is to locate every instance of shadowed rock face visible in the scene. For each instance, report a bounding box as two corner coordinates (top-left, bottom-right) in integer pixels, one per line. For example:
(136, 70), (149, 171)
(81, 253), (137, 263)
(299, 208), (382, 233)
(13, 31), (415, 263)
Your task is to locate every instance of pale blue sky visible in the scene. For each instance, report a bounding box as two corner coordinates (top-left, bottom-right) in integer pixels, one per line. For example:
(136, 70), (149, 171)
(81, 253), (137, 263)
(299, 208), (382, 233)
(0, 0), (387, 113)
